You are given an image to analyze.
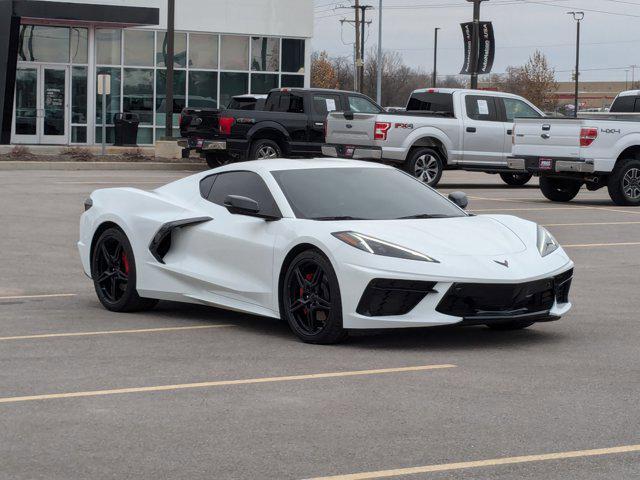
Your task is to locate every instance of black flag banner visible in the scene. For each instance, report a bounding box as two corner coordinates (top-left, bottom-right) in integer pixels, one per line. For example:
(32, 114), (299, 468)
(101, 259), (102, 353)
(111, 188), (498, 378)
(460, 22), (473, 75)
(477, 21), (495, 74)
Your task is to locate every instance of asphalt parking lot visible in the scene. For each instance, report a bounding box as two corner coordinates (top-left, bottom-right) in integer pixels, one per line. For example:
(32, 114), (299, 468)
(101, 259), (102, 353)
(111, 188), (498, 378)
(1, 167), (639, 480)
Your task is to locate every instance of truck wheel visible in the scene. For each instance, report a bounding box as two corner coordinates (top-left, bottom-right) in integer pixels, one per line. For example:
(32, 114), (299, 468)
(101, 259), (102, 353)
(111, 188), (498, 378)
(204, 152), (231, 169)
(539, 177), (582, 202)
(607, 158), (640, 206)
(250, 139), (282, 160)
(405, 148), (443, 187)
(500, 172), (533, 186)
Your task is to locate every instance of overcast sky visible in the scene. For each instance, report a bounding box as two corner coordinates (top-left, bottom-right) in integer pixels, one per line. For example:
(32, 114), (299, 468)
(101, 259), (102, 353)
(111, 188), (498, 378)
(312, 0), (640, 83)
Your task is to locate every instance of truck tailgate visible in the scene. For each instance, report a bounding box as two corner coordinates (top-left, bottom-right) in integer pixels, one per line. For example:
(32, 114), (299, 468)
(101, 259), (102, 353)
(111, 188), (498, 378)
(326, 112), (377, 146)
(513, 118), (582, 158)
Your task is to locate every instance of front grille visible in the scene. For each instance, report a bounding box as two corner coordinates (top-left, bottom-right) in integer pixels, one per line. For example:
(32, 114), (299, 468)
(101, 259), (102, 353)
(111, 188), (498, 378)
(357, 279), (437, 317)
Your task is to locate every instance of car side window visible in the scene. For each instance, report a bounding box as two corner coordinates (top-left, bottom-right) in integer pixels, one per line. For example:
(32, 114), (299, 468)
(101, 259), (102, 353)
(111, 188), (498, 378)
(267, 93), (304, 113)
(313, 94), (341, 116)
(207, 171), (280, 217)
(348, 95), (381, 114)
(199, 174), (217, 199)
(465, 95), (498, 122)
(503, 98), (541, 122)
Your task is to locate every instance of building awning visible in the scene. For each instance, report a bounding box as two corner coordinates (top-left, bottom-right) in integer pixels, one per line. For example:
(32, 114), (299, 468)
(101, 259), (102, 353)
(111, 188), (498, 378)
(12, 0), (159, 27)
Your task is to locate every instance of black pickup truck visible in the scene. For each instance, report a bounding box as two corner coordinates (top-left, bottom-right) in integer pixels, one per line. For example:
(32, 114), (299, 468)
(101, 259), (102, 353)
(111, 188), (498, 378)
(179, 88), (383, 167)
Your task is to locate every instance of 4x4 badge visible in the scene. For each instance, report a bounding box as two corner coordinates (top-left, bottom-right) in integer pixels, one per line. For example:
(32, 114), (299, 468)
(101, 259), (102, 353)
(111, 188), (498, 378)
(494, 260), (509, 268)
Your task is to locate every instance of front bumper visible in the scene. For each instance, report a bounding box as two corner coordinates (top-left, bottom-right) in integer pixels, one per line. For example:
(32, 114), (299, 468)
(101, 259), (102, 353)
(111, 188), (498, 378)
(508, 156), (595, 174)
(322, 144), (383, 160)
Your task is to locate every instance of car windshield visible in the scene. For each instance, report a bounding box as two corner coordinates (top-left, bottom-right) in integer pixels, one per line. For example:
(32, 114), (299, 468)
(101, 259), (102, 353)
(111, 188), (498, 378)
(271, 167), (467, 220)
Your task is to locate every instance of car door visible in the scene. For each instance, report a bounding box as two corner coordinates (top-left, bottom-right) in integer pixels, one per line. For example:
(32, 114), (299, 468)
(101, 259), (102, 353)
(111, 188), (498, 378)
(265, 91), (309, 154)
(177, 171), (282, 312)
(461, 94), (505, 166)
(308, 92), (342, 148)
(499, 96), (543, 160)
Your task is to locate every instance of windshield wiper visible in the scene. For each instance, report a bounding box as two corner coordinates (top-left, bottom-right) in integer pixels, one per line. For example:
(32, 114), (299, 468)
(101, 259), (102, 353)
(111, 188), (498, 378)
(311, 216), (367, 221)
(397, 213), (452, 220)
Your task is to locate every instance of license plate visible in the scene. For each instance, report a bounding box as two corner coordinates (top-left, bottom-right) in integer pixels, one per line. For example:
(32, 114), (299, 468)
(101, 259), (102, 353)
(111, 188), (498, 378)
(539, 158), (553, 170)
(342, 146), (355, 158)
(196, 139), (204, 148)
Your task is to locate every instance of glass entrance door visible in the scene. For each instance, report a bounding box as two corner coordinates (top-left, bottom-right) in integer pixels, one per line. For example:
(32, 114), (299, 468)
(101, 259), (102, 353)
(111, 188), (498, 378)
(12, 65), (69, 144)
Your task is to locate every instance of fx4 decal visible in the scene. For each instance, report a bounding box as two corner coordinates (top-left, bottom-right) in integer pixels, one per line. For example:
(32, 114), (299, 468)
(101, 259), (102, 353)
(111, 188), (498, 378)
(394, 123), (414, 129)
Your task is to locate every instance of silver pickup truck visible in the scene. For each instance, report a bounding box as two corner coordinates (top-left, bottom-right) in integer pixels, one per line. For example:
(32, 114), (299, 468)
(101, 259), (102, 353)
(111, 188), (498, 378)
(322, 88), (544, 187)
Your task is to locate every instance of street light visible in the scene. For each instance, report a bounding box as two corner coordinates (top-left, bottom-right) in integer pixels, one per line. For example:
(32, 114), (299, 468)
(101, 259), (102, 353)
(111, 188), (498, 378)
(376, 0), (382, 104)
(466, 0), (488, 90)
(568, 11), (584, 118)
(433, 27), (440, 88)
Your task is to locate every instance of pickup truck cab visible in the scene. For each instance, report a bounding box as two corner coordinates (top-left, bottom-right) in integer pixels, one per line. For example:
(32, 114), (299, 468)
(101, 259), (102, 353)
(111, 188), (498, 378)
(180, 88), (383, 167)
(510, 115), (640, 206)
(609, 90), (640, 113)
(322, 88), (544, 187)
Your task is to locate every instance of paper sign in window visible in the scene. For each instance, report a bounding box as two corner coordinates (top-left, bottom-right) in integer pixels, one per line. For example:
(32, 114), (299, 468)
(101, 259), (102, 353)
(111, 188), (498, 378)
(477, 99), (489, 115)
(326, 99), (337, 111)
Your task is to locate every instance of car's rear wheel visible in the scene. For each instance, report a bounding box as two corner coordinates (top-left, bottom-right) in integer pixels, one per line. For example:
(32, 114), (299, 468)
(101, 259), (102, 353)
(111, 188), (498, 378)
(91, 228), (158, 312)
(250, 139), (282, 160)
(607, 158), (640, 206)
(204, 152), (231, 169)
(500, 172), (533, 186)
(486, 320), (535, 331)
(282, 250), (347, 344)
(539, 177), (582, 202)
(405, 148), (443, 187)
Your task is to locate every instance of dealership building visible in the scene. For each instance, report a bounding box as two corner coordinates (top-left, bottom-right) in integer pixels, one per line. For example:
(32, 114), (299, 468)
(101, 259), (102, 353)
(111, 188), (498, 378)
(0, 0), (313, 146)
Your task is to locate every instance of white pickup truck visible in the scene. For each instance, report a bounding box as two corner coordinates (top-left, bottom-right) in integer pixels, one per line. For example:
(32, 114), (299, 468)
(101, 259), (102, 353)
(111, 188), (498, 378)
(322, 88), (544, 187)
(509, 115), (640, 206)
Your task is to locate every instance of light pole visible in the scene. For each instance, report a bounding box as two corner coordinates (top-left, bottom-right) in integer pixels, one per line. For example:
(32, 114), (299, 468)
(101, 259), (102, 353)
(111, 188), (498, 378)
(376, 0), (382, 104)
(568, 11), (584, 118)
(432, 27), (440, 88)
(467, 0), (488, 90)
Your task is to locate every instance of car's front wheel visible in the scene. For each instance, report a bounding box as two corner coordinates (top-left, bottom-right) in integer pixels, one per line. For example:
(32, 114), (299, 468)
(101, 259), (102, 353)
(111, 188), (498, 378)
(500, 172), (533, 186)
(539, 177), (582, 202)
(91, 227), (158, 312)
(405, 148), (444, 187)
(282, 250), (347, 344)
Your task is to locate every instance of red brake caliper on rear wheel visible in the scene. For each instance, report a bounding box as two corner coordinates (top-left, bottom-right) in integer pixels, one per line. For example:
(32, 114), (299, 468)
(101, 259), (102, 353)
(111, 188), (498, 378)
(122, 252), (130, 275)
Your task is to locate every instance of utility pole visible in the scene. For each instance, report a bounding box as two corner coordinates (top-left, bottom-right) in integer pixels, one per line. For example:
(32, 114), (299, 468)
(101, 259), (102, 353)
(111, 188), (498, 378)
(165, 0), (175, 138)
(467, 0), (487, 90)
(625, 70), (630, 90)
(352, 4), (373, 93)
(376, 0), (382, 104)
(630, 64), (638, 89)
(432, 27), (440, 88)
(354, 0), (360, 92)
(568, 11), (584, 118)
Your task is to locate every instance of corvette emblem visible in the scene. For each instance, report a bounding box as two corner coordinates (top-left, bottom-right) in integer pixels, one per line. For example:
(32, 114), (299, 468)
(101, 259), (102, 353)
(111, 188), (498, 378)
(494, 260), (509, 268)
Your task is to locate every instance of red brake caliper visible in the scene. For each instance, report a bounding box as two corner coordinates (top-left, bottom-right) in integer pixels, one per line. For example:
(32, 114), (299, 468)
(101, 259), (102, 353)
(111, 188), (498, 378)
(122, 252), (130, 275)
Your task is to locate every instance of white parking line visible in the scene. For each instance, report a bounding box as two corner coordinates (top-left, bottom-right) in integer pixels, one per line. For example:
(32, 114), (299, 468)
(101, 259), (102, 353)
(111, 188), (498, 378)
(0, 293), (76, 300)
(563, 242), (640, 248)
(544, 221), (640, 227)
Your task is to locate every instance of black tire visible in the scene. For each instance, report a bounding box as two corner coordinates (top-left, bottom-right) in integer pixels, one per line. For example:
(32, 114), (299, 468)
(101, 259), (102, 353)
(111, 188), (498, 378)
(500, 172), (533, 186)
(249, 139), (282, 160)
(91, 227), (158, 312)
(204, 152), (231, 169)
(281, 250), (347, 344)
(539, 177), (582, 202)
(404, 148), (444, 187)
(607, 158), (640, 206)
(486, 320), (535, 331)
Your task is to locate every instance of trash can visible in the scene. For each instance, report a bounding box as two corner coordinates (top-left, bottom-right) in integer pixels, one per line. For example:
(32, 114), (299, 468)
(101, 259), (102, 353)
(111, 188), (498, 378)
(113, 113), (139, 146)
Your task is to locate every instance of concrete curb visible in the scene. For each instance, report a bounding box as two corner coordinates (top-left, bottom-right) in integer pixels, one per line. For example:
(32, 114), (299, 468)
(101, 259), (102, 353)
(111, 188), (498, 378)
(0, 161), (207, 171)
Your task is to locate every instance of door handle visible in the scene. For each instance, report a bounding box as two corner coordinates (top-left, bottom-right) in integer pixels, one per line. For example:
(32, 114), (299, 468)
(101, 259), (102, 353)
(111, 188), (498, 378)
(314, 122), (324, 127)
(507, 129), (513, 135)
(466, 127), (477, 133)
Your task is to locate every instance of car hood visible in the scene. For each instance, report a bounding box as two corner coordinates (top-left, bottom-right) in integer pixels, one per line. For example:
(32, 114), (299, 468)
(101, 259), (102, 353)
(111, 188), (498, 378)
(331, 215), (530, 257)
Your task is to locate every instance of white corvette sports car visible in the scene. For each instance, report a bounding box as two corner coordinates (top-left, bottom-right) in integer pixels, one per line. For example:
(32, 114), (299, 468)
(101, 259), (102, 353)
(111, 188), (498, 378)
(78, 159), (574, 344)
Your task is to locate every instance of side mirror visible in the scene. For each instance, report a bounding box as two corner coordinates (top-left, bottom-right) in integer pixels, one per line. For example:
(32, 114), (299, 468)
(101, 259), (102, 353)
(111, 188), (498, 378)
(223, 195), (281, 221)
(448, 191), (468, 210)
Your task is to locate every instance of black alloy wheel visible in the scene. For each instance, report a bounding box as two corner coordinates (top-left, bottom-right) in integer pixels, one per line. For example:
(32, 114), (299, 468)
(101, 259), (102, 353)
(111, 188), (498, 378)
(91, 228), (157, 312)
(282, 250), (347, 344)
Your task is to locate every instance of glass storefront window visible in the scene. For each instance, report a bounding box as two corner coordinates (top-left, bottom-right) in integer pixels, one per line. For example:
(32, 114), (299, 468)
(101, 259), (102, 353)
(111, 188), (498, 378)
(189, 71), (218, 109)
(72, 67), (88, 124)
(220, 72), (248, 108)
(156, 70), (186, 126)
(96, 29), (122, 65)
(251, 37), (279, 72)
(251, 73), (278, 94)
(72, 126), (87, 143)
(137, 127), (154, 145)
(70, 28), (88, 64)
(95, 67), (121, 125)
(281, 74), (304, 88)
(220, 36), (249, 71)
(189, 34), (218, 69)
(282, 39), (305, 73)
(18, 26), (70, 63)
(123, 69), (154, 125)
(124, 30), (155, 67)
(95, 126), (115, 143)
(14, 68), (38, 135)
(156, 32), (187, 68)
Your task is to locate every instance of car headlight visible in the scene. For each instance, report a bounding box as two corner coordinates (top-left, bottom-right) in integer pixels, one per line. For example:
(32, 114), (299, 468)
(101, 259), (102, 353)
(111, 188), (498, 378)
(537, 225), (559, 257)
(332, 231), (439, 263)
